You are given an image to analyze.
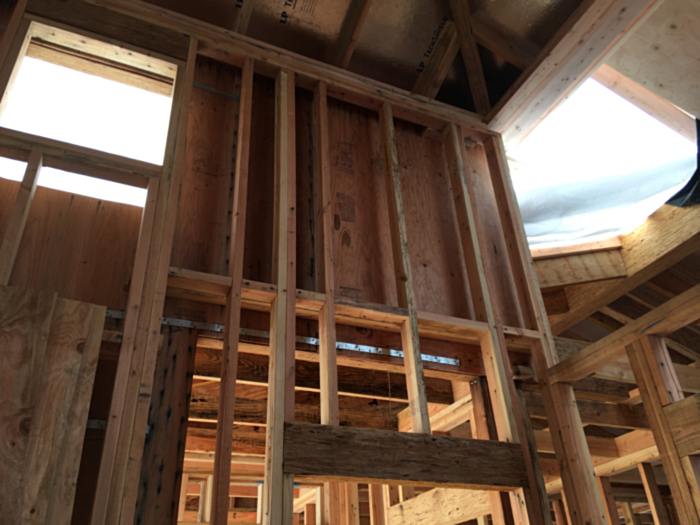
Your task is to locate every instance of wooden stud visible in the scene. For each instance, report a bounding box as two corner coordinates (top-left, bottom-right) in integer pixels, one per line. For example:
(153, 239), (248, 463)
(209, 55), (255, 525)
(639, 463), (671, 525)
(448, 0), (491, 115)
(91, 37), (198, 525)
(306, 503), (317, 525)
(178, 473), (189, 522)
(330, 0), (372, 69)
(345, 483), (361, 525)
(411, 21), (458, 99)
(553, 500), (570, 525)
(0, 148), (41, 284)
(262, 67), (297, 525)
(480, 134), (607, 525)
(622, 503), (641, 525)
(368, 485), (386, 525)
(598, 477), (622, 525)
(378, 101), (430, 435)
(627, 338), (700, 525)
(443, 122), (550, 525)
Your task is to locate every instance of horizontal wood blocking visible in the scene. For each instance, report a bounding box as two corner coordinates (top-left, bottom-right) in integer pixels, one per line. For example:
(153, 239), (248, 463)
(664, 393), (700, 457)
(385, 487), (490, 525)
(0, 126), (160, 186)
(166, 267), (540, 348)
(282, 422), (529, 490)
(549, 284), (700, 385)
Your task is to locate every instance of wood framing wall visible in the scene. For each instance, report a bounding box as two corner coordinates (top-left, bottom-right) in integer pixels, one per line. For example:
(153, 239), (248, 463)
(3, 2), (699, 525)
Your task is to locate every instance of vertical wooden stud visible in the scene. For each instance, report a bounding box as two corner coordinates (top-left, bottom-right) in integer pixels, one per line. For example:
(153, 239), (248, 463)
(210, 55), (255, 525)
(0, 148), (41, 284)
(306, 503), (317, 525)
(91, 38), (198, 525)
(368, 485), (386, 525)
(345, 483), (360, 525)
(639, 463), (670, 525)
(378, 101), (430, 434)
(598, 477), (621, 525)
(313, 80), (342, 525)
(553, 500), (570, 525)
(178, 474), (189, 522)
(627, 338), (699, 525)
(443, 122), (551, 525)
(479, 134), (607, 525)
(262, 67), (297, 525)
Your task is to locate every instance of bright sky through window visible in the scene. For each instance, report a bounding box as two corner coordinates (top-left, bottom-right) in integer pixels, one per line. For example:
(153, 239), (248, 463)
(0, 56), (173, 207)
(508, 77), (697, 248)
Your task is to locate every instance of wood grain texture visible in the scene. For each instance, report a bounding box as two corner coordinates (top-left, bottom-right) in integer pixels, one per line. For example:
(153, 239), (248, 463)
(283, 422), (529, 490)
(385, 487), (490, 525)
(379, 102), (430, 434)
(210, 55), (254, 525)
(664, 393), (700, 458)
(551, 284), (700, 385)
(134, 327), (197, 525)
(0, 149), (41, 285)
(534, 250), (627, 289)
(0, 286), (105, 524)
(449, 0), (491, 115)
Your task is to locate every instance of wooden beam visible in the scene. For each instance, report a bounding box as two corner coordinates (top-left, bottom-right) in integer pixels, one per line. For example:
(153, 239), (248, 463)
(86, 0), (491, 134)
(598, 476), (622, 525)
(0, 148), (41, 284)
(550, 284), (700, 385)
(0, 126), (161, 184)
(526, 391), (649, 430)
(188, 393), (397, 431)
(0, 13), (30, 119)
(534, 430), (619, 458)
(231, 0), (254, 34)
(639, 463), (671, 525)
(411, 20), (458, 99)
(592, 64), (695, 143)
(534, 249), (627, 289)
(531, 238), (622, 260)
(476, 134), (606, 525)
(549, 204), (700, 335)
(627, 337), (700, 525)
(664, 393), (700, 457)
(262, 67), (297, 525)
(379, 101), (430, 434)
(330, 0), (372, 69)
(282, 423), (528, 490)
(209, 55), (254, 525)
(92, 37), (197, 525)
(488, 0), (663, 147)
(448, 0), (490, 115)
(385, 487), (491, 525)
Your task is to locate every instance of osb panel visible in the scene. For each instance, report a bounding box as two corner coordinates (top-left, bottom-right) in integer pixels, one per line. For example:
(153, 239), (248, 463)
(170, 55), (239, 276)
(243, 74), (275, 284)
(9, 185), (141, 310)
(395, 120), (473, 319)
(327, 98), (396, 306)
(295, 87), (317, 292)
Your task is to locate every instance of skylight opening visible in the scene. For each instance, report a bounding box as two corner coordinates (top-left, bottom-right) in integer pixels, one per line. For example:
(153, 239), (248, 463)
(0, 157), (147, 207)
(508, 75), (697, 249)
(0, 32), (175, 206)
